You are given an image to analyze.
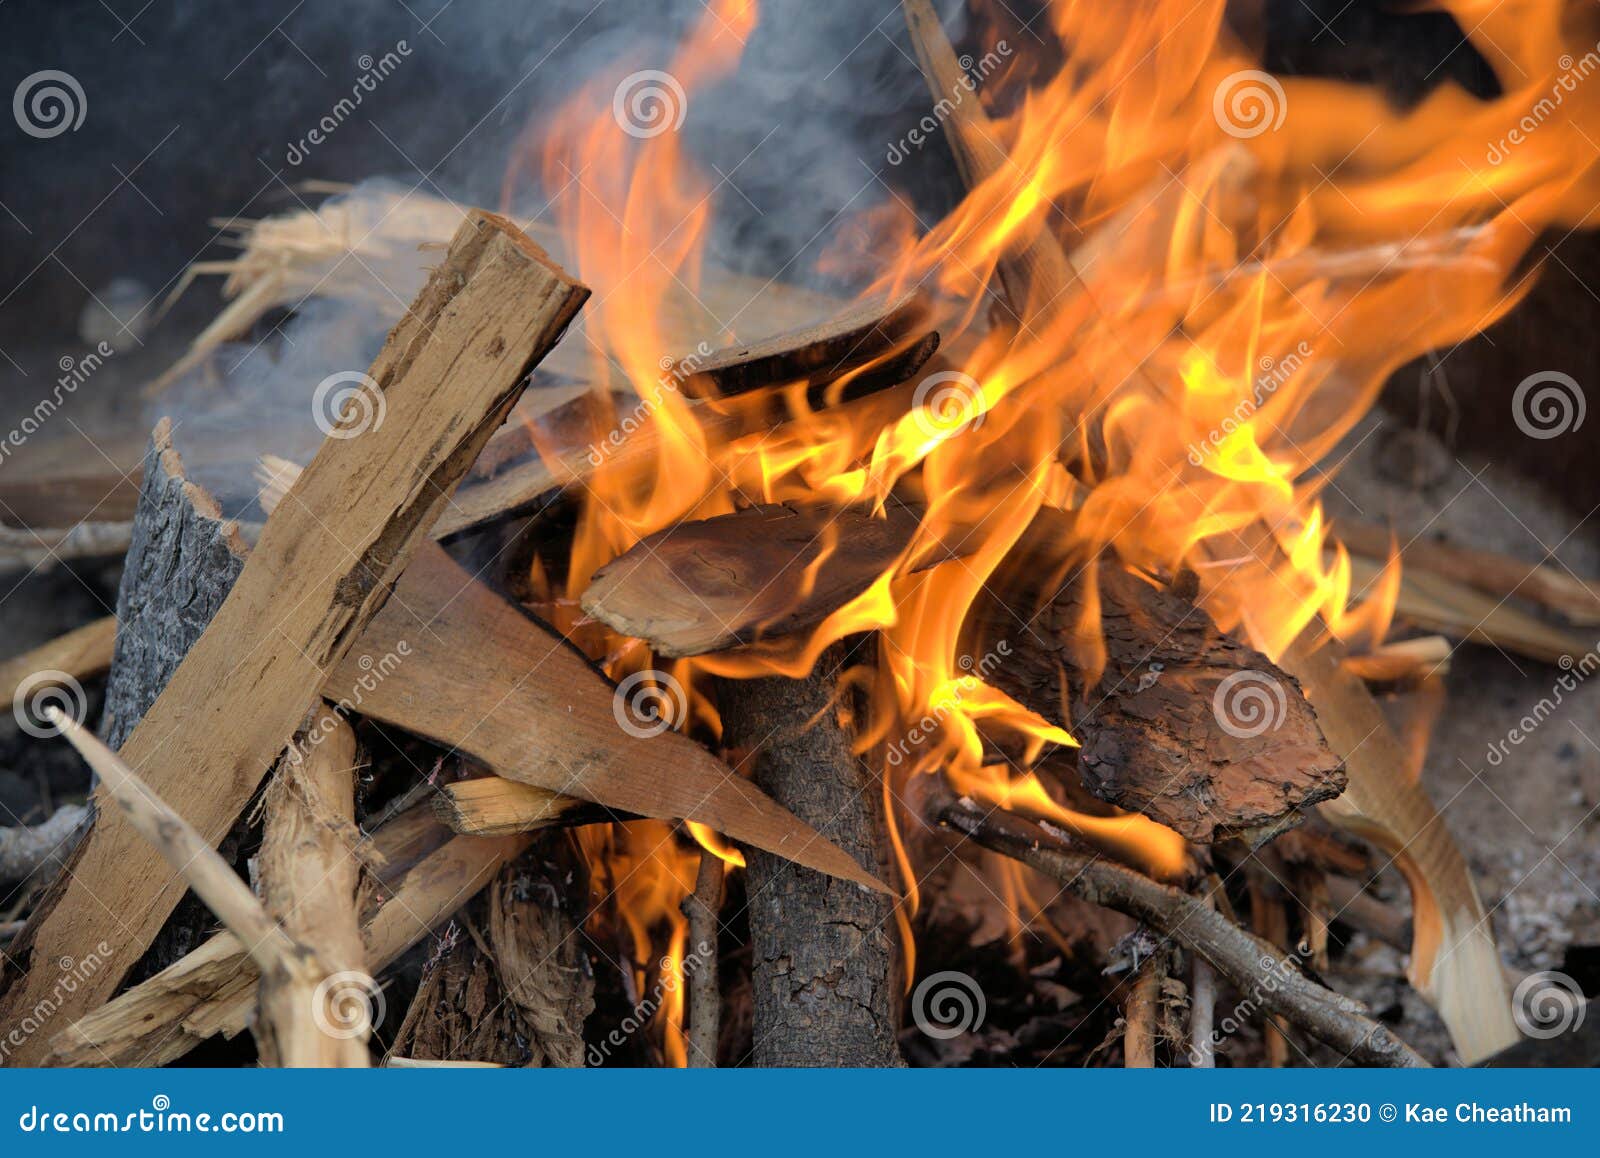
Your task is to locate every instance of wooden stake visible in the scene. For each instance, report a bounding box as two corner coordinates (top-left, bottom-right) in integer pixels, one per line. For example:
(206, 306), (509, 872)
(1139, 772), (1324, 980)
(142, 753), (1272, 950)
(683, 849), (725, 1068)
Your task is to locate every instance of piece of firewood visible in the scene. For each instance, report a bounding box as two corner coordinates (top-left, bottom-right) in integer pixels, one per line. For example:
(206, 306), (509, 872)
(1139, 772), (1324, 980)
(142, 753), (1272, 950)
(1341, 635), (1451, 686)
(667, 290), (935, 401)
(433, 777), (610, 836)
(0, 805), (89, 892)
(50, 823), (533, 1067)
(1122, 944), (1170, 1068)
(44, 712), (352, 1067)
(582, 501), (943, 656)
(102, 419), (248, 749)
(1342, 551), (1588, 665)
(1277, 625), (1519, 1062)
(0, 520), (133, 572)
(258, 456), (878, 887)
(256, 706), (369, 1066)
(683, 849), (725, 1068)
(926, 781), (1427, 1067)
(0, 211), (589, 1062)
(1338, 519), (1600, 626)
(390, 841), (593, 1067)
(326, 542), (884, 891)
(0, 618), (115, 718)
(719, 643), (904, 1067)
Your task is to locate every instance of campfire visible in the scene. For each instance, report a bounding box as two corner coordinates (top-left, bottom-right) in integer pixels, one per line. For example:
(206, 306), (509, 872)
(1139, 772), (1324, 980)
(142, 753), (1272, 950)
(1, 0), (1597, 1069)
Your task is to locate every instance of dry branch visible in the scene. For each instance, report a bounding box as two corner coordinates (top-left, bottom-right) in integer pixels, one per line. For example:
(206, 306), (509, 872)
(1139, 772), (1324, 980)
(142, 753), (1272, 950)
(0, 521), (133, 572)
(0, 210), (588, 1061)
(926, 781), (1426, 1066)
(683, 849), (725, 1068)
(719, 643), (903, 1067)
(51, 823), (533, 1067)
(0, 806), (89, 892)
(44, 713), (352, 1067)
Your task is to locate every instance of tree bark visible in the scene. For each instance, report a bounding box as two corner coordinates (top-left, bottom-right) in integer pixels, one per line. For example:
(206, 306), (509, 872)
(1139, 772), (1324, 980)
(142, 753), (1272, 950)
(718, 642), (903, 1067)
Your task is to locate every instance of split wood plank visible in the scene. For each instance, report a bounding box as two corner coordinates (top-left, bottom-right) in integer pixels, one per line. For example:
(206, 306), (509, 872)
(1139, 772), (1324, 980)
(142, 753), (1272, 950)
(0, 210), (588, 1062)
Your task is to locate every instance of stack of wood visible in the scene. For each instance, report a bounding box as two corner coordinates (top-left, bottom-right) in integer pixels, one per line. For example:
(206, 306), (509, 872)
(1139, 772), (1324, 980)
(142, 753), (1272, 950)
(4, 6), (1591, 1070)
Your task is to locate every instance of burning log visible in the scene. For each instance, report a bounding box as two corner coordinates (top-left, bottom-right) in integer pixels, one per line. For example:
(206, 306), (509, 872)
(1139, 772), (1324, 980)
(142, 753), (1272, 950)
(583, 501), (1344, 843)
(966, 544), (1345, 844)
(327, 542), (882, 889)
(51, 820), (532, 1067)
(665, 289), (936, 403)
(925, 779), (1427, 1067)
(0, 210), (590, 1062)
(718, 642), (904, 1067)
(582, 501), (940, 656)
(256, 707), (369, 1066)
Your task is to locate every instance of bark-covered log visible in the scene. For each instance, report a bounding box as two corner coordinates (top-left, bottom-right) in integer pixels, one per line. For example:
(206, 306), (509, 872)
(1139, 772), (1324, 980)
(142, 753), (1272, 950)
(101, 419), (248, 750)
(718, 642), (902, 1067)
(966, 551), (1346, 845)
(103, 420), (253, 983)
(390, 839), (592, 1067)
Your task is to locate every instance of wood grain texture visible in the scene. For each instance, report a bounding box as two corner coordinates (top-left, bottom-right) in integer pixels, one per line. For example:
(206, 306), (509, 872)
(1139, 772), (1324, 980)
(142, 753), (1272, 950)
(0, 210), (587, 1062)
(326, 542), (884, 892)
